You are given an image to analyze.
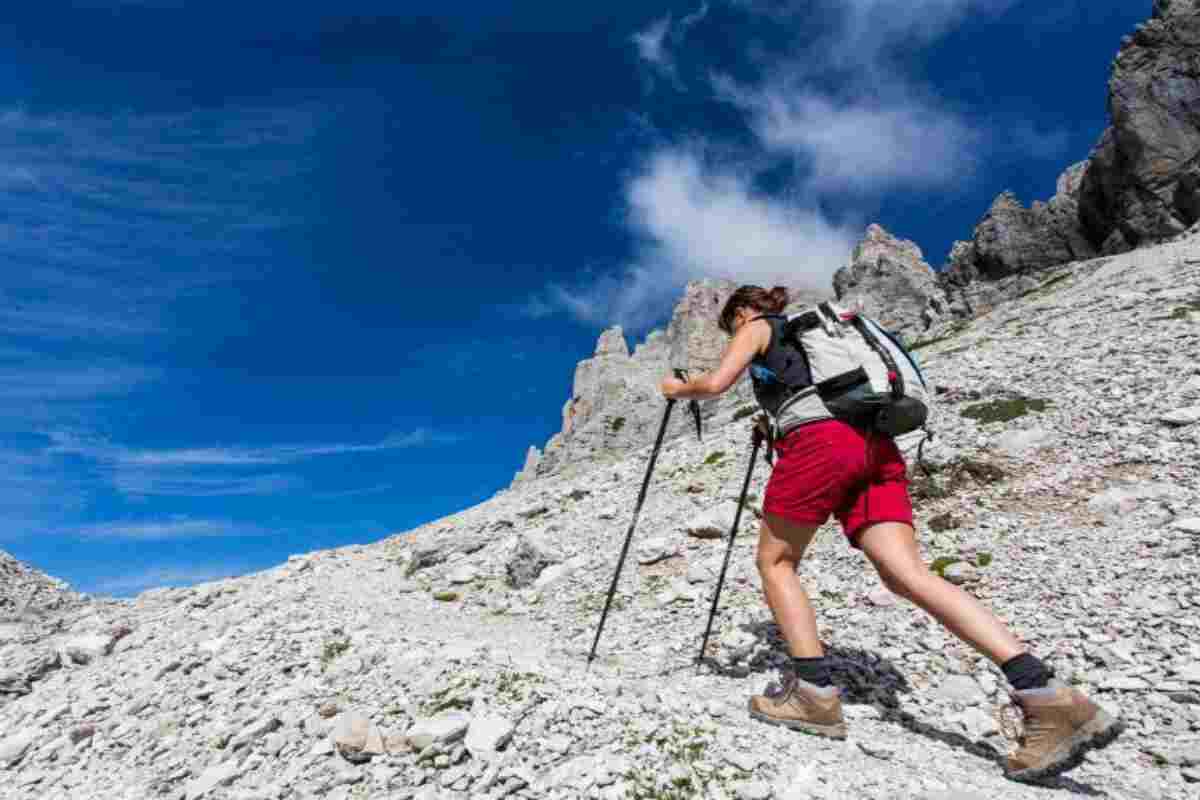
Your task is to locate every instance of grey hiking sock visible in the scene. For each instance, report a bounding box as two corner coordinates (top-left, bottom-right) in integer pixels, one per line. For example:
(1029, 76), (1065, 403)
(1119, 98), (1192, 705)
(790, 656), (832, 687)
(1001, 653), (1052, 691)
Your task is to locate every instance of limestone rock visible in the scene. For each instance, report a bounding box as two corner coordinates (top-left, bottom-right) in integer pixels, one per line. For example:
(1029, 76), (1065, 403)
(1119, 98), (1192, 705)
(635, 537), (677, 565)
(464, 714), (514, 757)
(995, 427), (1057, 455)
(407, 711), (471, 751)
(0, 730), (35, 767)
(511, 446), (543, 486)
(505, 533), (563, 588)
(185, 760), (239, 800)
(1080, 3), (1200, 249)
(938, 675), (986, 706)
(970, 177), (1097, 279)
(63, 632), (117, 665)
(833, 224), (944, 337)
(1160, 406), (1200, 426)
(1173, 517), (1200, 534)
(684, 501), (742, 540)
(0, 551), (81, 619)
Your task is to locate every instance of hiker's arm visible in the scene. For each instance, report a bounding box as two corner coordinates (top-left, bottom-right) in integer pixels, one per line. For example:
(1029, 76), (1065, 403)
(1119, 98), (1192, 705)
(661, 321), (767, 400)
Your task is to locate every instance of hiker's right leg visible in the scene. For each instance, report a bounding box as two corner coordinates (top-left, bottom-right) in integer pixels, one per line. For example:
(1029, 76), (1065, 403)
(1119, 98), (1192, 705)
(748, 511), (846, 738)
(755, 513), (822, 658)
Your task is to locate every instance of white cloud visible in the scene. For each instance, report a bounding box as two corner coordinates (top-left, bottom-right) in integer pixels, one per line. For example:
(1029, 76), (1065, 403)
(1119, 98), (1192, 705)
(43, 428), (461, 499)
(534, 0), (1023, 328)
(111, 472), (303, 497)
(531, 150), (858, 329)
(632, 17), (673, 70)
(735, 87), (981, 192)
(75, 517), (253, 540)
(627, 151), (858, 290)
(48, 428), (460, 468)
(631, 3), (710, 78)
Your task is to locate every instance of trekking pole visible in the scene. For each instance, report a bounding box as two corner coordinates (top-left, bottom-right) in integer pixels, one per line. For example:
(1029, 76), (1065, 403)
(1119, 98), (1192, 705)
(695, 422), (764, 670)
(587, 391), (679, 668)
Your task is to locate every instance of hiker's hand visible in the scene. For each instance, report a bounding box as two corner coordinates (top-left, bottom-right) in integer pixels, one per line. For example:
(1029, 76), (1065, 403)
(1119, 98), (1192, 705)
(660, 375), (687, 399)
(753, 414), (770, 438)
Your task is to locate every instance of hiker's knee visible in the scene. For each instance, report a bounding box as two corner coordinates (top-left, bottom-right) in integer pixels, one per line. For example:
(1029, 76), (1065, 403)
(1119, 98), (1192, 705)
(755, 548), (794, 578)
(879, 571), (914, 599)
(879, 564), (929, 600)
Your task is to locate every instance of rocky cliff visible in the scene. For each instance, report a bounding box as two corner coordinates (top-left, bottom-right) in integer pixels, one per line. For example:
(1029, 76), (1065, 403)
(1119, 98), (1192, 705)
(1080, 0), (1200, 252)
(513, 281), (827, 487)
(832, 225), (943, 340)
(936, 0), (1200, 301)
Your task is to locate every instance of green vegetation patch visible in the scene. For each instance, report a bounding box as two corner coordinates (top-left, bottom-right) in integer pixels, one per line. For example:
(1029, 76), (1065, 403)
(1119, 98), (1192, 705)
(621, 720), (715, 800)
(703, 451), (726, 466)
(732, 405), (757, 422)
(320, 637), (351, 670)
(1019, 272), (1073, 299)
(1169, 299), (1200, 320)
(961, 397), (1050, 424)
(976, 552), (993, 568)
(494, 670), (544, 704)
(423, 670), (481, 714)
(433, 590), (461, 602)
(930, 556), (961, 577)
(910, 324), (968, 351)
(610, 416), (626, 433)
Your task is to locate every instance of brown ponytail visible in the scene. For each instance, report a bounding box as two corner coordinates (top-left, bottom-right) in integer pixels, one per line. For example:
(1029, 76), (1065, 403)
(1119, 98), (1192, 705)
(718, 285), (789, 334)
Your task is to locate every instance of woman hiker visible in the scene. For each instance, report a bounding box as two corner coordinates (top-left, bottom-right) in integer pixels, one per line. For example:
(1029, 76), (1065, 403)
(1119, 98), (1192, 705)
(658, 285), (1123, 784)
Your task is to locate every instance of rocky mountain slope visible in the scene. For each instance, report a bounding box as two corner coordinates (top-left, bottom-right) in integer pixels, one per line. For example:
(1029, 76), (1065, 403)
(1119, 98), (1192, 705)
(2, 235), (1198, 800)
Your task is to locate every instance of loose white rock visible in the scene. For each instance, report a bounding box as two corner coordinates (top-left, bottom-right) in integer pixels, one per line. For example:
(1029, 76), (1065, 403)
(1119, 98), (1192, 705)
(464, 714), (514, 757)
(406, 711), (471, 751)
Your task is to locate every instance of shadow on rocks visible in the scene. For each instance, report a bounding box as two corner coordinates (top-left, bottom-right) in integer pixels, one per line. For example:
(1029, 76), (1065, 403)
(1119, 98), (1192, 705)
(696, 623), (1106, 796)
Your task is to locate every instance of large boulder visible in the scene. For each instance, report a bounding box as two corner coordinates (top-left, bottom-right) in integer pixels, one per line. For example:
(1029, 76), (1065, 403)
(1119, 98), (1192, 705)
(833, 224), (943, 338)
(505, 533), (563, 589)
(1079, 1), (1200, 250)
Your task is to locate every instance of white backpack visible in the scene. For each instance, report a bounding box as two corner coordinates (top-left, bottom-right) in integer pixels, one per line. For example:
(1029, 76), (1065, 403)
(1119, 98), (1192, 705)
(749, 302), (930, 439)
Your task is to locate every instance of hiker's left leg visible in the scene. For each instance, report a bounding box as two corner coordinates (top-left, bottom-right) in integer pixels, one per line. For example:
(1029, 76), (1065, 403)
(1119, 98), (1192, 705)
(858, 521), (1023, 665)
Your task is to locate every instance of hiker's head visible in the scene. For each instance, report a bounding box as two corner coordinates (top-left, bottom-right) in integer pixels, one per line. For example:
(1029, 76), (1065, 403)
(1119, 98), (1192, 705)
(718, 286), (789, 335)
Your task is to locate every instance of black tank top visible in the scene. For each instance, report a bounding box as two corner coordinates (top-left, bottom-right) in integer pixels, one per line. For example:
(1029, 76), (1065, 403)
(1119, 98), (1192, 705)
(749, 315), (813, 415)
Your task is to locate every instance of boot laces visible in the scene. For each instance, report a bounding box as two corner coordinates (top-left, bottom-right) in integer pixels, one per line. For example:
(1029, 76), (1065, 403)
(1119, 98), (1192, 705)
(765, 668), (799, 702)
(998, 699), (1026, 744)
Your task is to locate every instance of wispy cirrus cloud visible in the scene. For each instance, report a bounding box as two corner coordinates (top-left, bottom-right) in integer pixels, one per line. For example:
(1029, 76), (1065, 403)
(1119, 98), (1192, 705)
(43, 428), (460, 499)
(0, 105), (321, 346)
(75, 517), (257, 541)
(47, 428), (460, 467)
(631, 3), (710, 81)
(0, 103), (325, 529)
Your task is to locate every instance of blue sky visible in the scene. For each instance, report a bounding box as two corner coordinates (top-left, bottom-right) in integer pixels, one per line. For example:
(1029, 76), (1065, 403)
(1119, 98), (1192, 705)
(1, 1), (1147, 595)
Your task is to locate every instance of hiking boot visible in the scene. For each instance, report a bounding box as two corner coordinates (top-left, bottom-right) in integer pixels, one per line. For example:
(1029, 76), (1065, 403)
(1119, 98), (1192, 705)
(1001, 683), (1124, 783)
(748, 672), (847, 739)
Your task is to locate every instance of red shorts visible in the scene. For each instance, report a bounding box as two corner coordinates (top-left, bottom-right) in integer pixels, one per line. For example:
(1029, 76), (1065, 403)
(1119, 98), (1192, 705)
(762, 419), (913, 547)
